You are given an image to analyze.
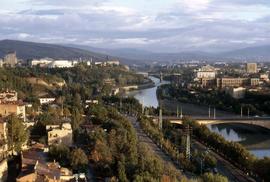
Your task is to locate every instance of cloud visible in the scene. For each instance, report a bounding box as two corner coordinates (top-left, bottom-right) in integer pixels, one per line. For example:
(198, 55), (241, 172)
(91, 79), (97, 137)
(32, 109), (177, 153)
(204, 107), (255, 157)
(0, 0), (270, 52)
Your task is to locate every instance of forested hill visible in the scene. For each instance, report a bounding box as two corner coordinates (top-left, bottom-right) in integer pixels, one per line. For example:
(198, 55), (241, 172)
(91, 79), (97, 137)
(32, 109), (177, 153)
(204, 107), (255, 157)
(0, 39), (111, 61)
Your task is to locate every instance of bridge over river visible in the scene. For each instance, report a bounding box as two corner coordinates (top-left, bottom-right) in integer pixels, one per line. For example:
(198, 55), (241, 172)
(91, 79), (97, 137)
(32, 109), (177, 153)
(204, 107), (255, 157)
(152, 116), (270, 130)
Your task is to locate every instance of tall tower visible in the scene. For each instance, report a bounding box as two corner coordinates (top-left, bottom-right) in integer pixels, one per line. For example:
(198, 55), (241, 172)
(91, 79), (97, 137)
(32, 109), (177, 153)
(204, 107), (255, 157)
(159, 107), (163, 130)
(182, 125), (191, 160)
(160, 72), (163, 82)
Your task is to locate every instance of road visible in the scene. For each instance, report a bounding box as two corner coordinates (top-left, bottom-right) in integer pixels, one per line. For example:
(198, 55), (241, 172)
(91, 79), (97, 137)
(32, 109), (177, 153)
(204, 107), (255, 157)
(127, 116), (193, 179)
(194, 141), (256, 182)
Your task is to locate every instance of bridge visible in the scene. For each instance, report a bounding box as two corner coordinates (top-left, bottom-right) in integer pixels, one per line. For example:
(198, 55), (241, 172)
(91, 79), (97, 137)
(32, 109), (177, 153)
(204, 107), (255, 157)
(152, 115), (270, 130)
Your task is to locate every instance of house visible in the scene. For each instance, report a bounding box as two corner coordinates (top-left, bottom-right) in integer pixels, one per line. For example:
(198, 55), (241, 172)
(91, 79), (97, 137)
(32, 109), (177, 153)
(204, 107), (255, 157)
(46, 123), (73, 146)
(39, 98), (56, 105)
(16, 143), (74, 182)
(0, 90), (18, 102)
(0, 101), (26, 121)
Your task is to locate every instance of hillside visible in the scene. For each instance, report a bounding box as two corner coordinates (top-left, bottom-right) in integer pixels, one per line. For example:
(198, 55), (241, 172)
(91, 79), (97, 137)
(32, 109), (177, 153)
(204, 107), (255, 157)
(0, 39), (111, 61)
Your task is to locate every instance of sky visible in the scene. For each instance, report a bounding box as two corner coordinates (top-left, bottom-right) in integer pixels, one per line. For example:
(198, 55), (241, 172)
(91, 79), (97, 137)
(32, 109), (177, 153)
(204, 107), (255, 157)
(0, 0), (270, 53)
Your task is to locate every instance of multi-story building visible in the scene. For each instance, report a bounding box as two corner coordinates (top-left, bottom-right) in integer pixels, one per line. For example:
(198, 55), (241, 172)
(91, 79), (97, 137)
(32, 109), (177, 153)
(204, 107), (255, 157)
(250, 78), (260, 86)
(0, 90), (18, 102)
(0, 101), (26, 121)
(247, 63), (258, 73)
(3, 52), (18, 67)
(227, 87), (246, 99)
(46, 123), (73, 146)
(217, 78), (249, 88)
(196, 65), (216, 79)
(201, 78), (216, 88)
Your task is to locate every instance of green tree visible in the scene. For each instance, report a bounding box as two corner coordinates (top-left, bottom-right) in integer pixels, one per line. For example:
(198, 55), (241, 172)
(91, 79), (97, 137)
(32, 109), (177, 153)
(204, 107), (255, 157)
(117, 155), (128, 182)
(49, 144), (70, 166)
(70, 148), (88, 172)
(201, 173), (228, 182)
(7, 114), (29, 154)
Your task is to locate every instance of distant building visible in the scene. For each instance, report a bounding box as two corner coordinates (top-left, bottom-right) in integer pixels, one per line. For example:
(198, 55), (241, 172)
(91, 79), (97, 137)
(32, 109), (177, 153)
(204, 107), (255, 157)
(227, 87), (246, 99)
(48, 60), (78, 68)
(196, 65), (216, 79)
(106, 60), (120, 66)
(201, 78), (216, 88)
(217, 78), (249, 88)
(0, 101), (26, 121)
(3, 52), (18, 67)
(46, 123), (73, 146)
(0, 90), (18, 102)
(260, 73), (269, 82)
(39, 98), (56, 105)
(246, 63), (258, 73)
(250, 78), (260, 86)
(30, 58), (53, 67)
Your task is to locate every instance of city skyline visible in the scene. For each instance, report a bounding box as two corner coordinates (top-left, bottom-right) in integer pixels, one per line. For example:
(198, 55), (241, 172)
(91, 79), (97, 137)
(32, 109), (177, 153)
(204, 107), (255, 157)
(1, 0), (270, 52)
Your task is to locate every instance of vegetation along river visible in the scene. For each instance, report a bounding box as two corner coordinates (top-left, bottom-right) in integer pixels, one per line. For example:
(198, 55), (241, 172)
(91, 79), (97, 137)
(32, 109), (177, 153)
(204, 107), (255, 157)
(128, 76), (270, 158)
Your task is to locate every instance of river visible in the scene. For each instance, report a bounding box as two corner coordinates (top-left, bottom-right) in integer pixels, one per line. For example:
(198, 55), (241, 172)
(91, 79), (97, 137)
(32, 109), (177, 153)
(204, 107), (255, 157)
(128, 76), (270, 159)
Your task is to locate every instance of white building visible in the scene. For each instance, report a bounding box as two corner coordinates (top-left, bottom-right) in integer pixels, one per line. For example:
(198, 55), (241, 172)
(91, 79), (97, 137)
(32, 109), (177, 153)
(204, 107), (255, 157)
(47, 60), (78, 68)
(39, 98), (56, 105)
(227, 87), (246, 99)
(196, 65), (216, 79)
(30, 58), (53, 67)
(46, 123), (73, 146)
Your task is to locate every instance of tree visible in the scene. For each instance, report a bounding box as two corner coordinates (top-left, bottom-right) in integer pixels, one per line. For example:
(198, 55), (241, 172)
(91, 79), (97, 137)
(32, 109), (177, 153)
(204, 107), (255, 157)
(71, 107), (83, 130)
(201, 173), (228, 182)
(7, 114), (29, 154)
(49, 144), (70, 166)
(70, 148), (88, 172)
(117, 155), (128, 182)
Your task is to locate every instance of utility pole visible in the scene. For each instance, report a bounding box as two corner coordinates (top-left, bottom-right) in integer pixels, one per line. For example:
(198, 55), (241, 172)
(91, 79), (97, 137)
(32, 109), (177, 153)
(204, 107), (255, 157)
(241, 106), (243, 118)
(177, 105), (179, 118)
(184, 125), (192, 160)
(180, 107), (183, 119)
(208, 106), (211, 118)
(248, 107), (250, 118)
(214, 107), (216, 119)
(159, 107), (163, 130)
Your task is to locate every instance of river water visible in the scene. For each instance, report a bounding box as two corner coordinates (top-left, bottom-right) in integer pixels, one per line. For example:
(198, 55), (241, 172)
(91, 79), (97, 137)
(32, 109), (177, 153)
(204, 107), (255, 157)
(128, 76), (270, 159)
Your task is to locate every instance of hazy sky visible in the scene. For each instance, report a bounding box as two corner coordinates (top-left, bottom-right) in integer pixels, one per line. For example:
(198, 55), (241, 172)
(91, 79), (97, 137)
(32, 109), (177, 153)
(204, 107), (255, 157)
(1, 0), (270, 52)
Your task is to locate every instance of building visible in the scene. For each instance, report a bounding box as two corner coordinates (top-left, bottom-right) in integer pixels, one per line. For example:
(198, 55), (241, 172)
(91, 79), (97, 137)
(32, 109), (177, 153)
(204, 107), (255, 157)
(30, 58), (53, 67)
(106, 60), (120, 66)
(260, 73), (269, 82)
(227, 87), (246, 99)
(0, 59), (3, 68)
(0, 101), (26, 121)
(201, 78), (216, 88)
(0, 90), (18, 102)
(217, 78), (249, 88)
(48, 60), (78, 68)
(196, 65), (216, 79)
(247, 63), (258, 73)
(3, 52), (18, 67)
(46, 123), (73, 146)
(17, 143), (75, 182)
(0, 119), (8, 182)
(39, 98), (56, 105)
(250, 78), (260, 86)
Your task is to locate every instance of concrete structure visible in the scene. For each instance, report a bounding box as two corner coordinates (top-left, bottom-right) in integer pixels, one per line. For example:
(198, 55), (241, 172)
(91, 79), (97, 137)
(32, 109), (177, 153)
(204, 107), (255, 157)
(46, 123), (73, 146)
(0, 119), (8, 182)
(0, 90), (18, 102)
(30, 58), (53, 67)
(106, 60), (120, 66)
(0, 101), (26, 121)
(39, 98), (56, 105)
(48, 60), (78, 68)
(196, 65), (216, 79)
(3, 52), (18, 67)
(250, 78), (260, 86)
(260, 73), (269, 82)
(201, 78), (216, 88)
(217, 78), (249, 88)
(17, 143), (75, 182)
(247, 63), (258, 73)
(227, 87), (246, 99)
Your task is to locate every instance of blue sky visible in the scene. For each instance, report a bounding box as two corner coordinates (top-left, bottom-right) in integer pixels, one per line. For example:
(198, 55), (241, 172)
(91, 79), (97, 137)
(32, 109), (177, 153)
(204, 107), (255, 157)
(1, 0), (270, 52)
